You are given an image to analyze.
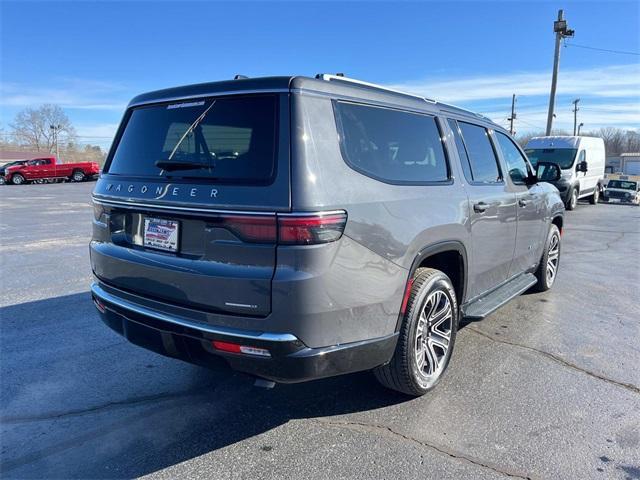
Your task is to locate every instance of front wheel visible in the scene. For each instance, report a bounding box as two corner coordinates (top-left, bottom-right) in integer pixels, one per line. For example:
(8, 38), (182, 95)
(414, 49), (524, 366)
(11, 174), (25, 185)
(374, 268), (458, 396)
(534, 224), (561, 292)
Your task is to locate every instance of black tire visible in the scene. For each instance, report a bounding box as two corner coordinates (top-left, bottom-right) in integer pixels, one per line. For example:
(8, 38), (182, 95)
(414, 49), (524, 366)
(533, 224), (561, 292)
(566, 188), (578, 210)
(589, 186), (600, 205)
(0, 176), (5, 185)
(11, 173), (25, 185)
(71, 170), (86, 182)
(374, 268), (458, 396)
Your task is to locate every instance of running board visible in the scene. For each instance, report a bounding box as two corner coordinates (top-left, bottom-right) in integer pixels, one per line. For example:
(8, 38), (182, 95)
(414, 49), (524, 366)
(462, 273), (537, 320)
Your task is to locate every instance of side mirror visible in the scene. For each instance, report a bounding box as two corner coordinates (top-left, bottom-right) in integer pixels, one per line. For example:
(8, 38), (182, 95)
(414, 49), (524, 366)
(577, 161), (588, 173)
(536, 162), (561, 182)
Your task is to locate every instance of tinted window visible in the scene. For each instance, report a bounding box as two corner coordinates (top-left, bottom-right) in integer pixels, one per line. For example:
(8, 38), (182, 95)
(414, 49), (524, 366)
(107, 95), (278, 184)
(447, 119), (473, 182)
(495, 132), (530, 184)
(457, 122), (501, 183)
(335, 102), (449, 183)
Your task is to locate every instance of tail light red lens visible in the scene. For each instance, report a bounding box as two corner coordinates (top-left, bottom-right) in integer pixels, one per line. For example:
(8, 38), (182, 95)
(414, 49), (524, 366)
(278, 212), (347, 245)
(211, 211), (347, 245)
(212, 340), (271, 357)
(216, 215), (277, 243)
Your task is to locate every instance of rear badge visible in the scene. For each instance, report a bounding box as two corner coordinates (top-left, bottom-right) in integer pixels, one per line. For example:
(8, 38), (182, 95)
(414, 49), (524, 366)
(166, 100), (205, 109)
(144, 218), (179, 252)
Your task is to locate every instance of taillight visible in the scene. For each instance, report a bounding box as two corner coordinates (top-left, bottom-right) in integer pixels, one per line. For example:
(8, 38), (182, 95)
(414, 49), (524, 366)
(212, 340), (271, 357)
(209, 211), (347, 245)
(278, 212), (347, 245)
(214, 215), (277, 243)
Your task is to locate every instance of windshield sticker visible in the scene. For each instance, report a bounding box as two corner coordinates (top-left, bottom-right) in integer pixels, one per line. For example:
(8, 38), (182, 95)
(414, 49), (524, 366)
(167, 101), (205, 110)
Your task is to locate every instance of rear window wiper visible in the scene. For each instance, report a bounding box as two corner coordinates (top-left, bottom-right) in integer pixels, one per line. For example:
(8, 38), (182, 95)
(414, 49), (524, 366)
(155, 160), (213, 172)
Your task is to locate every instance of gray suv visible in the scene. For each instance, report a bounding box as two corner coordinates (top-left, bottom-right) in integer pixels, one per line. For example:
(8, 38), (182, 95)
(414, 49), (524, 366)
(90, 74), (564, 396)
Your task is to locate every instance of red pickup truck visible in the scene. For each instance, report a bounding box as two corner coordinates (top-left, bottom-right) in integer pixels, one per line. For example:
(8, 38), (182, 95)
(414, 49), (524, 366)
(2, 156), (100, 185)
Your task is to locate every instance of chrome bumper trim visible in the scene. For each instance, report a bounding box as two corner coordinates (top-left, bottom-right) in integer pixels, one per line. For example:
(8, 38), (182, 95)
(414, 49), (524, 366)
(91, 282), (298, 343)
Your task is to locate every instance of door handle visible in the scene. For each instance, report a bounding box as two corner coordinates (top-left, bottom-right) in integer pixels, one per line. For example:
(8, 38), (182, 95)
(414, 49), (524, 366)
(473, 202), (489, 213)
(518, 199), (530, 207)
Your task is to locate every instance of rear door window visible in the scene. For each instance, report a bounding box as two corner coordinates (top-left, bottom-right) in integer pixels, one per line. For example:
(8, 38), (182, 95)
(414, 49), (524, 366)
(334, 101), (449, 184)
(456, 122), (502, 183)
(106, 95), (278, 184)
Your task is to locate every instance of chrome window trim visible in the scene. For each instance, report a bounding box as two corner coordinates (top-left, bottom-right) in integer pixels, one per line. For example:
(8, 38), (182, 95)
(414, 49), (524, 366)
(92, 195), (343, 217)
(92, 196), (277, 216)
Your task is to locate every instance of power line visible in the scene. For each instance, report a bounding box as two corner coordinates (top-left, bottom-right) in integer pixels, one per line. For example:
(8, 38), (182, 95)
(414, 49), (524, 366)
(564, 41), (640, 56)
(517, 118), (546, 131)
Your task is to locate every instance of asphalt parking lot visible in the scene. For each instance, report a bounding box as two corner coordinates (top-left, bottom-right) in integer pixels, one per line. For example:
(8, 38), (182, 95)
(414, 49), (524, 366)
(1, 182), (639, 480)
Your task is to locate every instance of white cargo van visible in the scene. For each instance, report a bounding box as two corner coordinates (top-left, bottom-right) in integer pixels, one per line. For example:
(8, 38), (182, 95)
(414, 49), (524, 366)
(525, 136), (605, 210)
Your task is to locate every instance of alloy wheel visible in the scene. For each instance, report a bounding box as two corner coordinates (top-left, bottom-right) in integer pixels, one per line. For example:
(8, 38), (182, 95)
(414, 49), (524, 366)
(415, 289), (453, 379)
(546, 233), (560, 285)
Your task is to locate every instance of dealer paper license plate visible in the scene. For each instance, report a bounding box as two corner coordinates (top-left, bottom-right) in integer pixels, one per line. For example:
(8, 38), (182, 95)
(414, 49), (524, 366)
(143, 218), (179, 252)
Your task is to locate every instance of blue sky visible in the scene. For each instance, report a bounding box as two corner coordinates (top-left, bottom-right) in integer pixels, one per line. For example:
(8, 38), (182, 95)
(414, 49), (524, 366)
(1, 1), (639, 149)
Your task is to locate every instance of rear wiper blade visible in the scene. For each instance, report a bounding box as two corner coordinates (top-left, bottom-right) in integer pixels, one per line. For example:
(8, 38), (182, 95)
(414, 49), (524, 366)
(155, 160), (212, 171)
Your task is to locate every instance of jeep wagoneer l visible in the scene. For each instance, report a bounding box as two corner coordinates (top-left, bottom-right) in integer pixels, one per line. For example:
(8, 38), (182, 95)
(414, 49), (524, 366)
(90, 75), (564, 395)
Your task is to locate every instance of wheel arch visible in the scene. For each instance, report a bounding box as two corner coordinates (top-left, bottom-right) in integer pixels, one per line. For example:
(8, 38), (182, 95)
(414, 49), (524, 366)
(551, 214), (563, 234)
(395, 241), (468, 332)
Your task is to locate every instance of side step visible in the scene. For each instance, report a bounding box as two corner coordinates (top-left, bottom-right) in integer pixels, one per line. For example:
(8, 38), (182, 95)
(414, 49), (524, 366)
(462, 273), (537, 320)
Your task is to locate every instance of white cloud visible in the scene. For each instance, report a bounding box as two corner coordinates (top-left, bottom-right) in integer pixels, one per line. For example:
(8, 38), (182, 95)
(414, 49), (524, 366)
(0, 78), (128, 111)
(482, 102), (640, 134)
(75, 123), (119, 139)
(387, 64), (640, 132)
(387, 64), (640, 103)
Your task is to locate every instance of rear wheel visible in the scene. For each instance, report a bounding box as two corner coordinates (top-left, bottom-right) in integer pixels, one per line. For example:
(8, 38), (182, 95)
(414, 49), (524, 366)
(11, 173), (25, 185)
(374, 268), (458, 396)
(566, 188), (578, 210)
(589, 186), (600, 205)
(534, 224), (561, 292)
(72, 170), (85, 182)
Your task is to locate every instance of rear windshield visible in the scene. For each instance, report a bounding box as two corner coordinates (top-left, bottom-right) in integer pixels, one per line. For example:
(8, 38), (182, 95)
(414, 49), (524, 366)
(106, 95), (278, 184)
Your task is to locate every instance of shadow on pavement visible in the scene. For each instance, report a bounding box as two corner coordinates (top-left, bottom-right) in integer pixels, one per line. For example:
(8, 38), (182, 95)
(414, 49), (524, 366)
(0, 293), (411, 479)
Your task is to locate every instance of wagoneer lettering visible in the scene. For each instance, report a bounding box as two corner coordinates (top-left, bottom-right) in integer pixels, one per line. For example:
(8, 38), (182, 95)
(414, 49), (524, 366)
(90, 74), (564, 395)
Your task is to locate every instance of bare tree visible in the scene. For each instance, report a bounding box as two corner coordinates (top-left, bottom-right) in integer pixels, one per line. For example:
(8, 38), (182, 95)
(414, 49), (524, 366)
(10, 104), (76, 152)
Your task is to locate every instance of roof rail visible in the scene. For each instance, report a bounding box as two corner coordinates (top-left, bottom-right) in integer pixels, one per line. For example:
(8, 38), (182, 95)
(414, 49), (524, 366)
(439, 103), (493, 122)
(315, 73), (436, 104)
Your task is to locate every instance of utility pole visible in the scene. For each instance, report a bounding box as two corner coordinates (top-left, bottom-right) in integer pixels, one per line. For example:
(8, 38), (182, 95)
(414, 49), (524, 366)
(50, 124), (61, 160)
(545, 9), (575, 136)
(572, 98), (580, 135)
(508, 94), (517, 135)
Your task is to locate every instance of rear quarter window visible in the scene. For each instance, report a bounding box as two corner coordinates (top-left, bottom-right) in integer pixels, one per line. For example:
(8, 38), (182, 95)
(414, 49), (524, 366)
(334, 101), (450, 184)
(106, 95), (278, 185)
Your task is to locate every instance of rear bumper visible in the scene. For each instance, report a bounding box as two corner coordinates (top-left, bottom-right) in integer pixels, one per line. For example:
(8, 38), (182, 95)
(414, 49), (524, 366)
(91, 282), (397, 383)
